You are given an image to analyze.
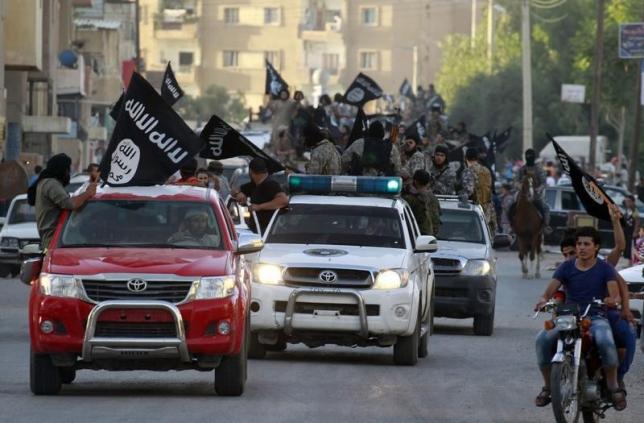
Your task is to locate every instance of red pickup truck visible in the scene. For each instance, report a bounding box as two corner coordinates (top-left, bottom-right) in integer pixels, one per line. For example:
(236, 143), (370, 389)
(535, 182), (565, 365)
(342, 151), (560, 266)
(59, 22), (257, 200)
(21, 185), (263, 396)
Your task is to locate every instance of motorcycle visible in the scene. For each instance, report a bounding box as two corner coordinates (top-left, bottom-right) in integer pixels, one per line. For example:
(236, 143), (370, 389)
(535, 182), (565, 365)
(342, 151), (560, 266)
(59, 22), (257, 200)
(535, 299), (617, 423)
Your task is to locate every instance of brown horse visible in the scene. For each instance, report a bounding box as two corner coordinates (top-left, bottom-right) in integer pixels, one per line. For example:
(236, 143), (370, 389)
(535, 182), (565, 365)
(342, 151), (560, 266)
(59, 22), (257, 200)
(511, 175), (544, 278)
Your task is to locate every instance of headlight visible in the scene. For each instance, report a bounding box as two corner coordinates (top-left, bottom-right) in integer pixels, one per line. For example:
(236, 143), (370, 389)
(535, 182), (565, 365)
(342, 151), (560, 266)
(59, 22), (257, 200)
(0, 237), (19, 248)
(462, 259), (491, 276)
(39, 273), (83, 298)
(253, 263), (283, 285)
(554, 315), (577, 331)
(373, 269), (409, 290)
(189, 276), (236, 300)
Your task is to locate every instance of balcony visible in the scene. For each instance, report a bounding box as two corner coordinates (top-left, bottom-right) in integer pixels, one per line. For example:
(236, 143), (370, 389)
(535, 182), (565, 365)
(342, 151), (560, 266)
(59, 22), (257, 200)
(154, 9), (199, 40)
(300, 23), (343, 43)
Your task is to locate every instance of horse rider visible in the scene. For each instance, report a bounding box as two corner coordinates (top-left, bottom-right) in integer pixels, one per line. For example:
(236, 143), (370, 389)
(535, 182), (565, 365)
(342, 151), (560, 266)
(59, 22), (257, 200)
(428, 144), (457, 195)
(461, 147), (496, 233)
(514, 148), (551, 233)
(304, 123), (342, 175)
(341, 121), (401, 176)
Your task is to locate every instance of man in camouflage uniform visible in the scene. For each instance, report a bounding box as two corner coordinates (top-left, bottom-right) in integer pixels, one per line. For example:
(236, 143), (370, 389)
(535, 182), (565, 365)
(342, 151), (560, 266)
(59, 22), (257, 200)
(304, 124), (341, 175)
(428, 144), (457, 195)
(426, 103), (448, 143)
(514, 148), (551, 232)
(401, 135), (427, 175)
(462, 147), (496, 233)
(341, 121), (401, 176)
(403, 170), (441, 236)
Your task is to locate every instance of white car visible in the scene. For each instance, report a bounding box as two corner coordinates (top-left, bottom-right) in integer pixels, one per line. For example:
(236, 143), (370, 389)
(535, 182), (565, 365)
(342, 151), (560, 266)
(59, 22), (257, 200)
(0, 194), (40, 277)
(249, 175), (436, 365)
(66, 173), (90, 194)
(618, 264), (644, 353)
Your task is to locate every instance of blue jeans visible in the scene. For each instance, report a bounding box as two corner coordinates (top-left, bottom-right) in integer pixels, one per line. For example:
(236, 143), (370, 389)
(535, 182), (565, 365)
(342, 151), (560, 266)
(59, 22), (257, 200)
(536, 316), (619, 369)
(607, 310), (637, 379)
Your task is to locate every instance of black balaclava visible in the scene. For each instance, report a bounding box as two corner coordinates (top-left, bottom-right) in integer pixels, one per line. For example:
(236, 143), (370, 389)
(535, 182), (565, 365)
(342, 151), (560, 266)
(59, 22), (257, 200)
(525, 148), (536, 167)
(27, 153), (72, 206)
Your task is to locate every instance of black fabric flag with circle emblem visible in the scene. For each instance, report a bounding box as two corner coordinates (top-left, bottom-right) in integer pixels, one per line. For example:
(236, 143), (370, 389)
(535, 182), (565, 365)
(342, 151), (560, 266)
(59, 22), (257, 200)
(549, 134), (615, 222)
(99, 72), (204, 186)
(265, 60), (289, 99)
(109, 92), (125, 121)
(399, 78), (415, 99)
(343, 73), (383, 108)
(404, 115), (427, 142)
(199, 115), (284, 174)
(348, 108), (368, 146)
(160, 62), (184, 106)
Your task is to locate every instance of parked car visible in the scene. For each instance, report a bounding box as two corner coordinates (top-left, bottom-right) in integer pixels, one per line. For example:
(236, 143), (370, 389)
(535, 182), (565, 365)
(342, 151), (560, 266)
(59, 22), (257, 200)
(22, 184), (263, 395)
(0, 194), (39, 277)
(431, 196), (503, 336)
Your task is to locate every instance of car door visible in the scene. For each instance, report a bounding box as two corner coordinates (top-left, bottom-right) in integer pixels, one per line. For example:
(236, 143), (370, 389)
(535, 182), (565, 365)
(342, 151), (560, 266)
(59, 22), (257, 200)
(402, 205), (431, 320)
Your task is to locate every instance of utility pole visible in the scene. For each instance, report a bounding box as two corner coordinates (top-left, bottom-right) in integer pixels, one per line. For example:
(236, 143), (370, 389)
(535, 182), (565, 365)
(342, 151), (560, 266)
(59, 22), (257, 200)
(521, 0), (533, 152)
(135, 0), (141, 72)
(589, 0), (605, 171)
(628, 60), (642, 192)
(471, 0), (477, 49)
(487, 0), (494, 73)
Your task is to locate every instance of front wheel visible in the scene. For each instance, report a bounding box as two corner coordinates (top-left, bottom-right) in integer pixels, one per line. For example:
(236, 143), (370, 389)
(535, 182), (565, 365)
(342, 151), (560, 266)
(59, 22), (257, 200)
(214, 326), (248, 396)
(30, 352), (61, 395)
(473, 312), (494, 336)
(394, 313), (419, 366)
(550, 358), (580, 423)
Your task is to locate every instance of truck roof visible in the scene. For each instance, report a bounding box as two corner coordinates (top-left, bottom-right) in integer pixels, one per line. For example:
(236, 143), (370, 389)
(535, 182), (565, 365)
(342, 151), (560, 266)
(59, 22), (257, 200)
(92, 184), (218, 202)
(289, 194), (399, 209)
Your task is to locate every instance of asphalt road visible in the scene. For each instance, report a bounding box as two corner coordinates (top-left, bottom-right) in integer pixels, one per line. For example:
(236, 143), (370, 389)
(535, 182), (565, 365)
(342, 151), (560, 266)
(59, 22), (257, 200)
(0, 251), (642, 423)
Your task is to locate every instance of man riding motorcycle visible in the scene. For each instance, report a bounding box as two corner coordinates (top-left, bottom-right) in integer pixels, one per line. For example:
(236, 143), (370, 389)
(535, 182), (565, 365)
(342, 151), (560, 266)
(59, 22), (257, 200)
(514, 148), (551, 233)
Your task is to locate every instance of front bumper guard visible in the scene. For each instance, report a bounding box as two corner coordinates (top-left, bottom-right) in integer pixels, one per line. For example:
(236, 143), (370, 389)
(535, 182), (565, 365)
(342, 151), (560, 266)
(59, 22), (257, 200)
(82, 300), (190, 363)
(283, 288), (369, 338)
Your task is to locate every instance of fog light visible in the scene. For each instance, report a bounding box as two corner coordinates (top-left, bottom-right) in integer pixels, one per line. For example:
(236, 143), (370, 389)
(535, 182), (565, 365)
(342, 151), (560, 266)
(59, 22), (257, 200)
(40, 320), (54, 334)
(250, 301), (260, 313)
(217, 320), (231, 335)
(394, 306), (407, 318)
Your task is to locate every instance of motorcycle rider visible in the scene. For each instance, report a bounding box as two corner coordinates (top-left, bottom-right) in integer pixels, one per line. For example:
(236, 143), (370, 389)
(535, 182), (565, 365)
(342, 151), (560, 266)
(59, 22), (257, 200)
(534, 226), (626, 411)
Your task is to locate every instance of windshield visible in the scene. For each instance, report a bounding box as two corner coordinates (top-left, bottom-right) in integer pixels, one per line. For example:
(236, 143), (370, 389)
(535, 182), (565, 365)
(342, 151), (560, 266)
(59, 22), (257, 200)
(60, 200), (223, 249)
(8, 199), (36, 224)
(266, 204), (405, 249)
(437, 209), (486, 244)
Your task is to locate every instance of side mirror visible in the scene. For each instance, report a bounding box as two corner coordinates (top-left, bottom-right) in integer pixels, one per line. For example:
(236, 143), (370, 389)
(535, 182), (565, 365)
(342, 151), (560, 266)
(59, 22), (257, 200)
(493, 233), (512, 249)
(21, 243), (41, 257)
(415, 235), (438, 253)
(20, 257), (42, 286)
(235, 237), (264, 255)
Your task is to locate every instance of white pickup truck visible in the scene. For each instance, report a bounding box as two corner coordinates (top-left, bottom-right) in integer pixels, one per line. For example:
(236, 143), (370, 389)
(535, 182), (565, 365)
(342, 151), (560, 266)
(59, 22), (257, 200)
(248, 175), (436, 365)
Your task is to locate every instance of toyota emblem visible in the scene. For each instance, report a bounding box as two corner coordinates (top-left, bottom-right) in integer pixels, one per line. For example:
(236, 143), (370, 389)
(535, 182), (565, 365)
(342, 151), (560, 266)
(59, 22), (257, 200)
(318, 270), (338, 283)
(126, 278), (148, 292)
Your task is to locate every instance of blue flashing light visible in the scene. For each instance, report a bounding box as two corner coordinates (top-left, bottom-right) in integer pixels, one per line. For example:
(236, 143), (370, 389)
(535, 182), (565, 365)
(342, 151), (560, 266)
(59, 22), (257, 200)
(288, 174), (402, 195)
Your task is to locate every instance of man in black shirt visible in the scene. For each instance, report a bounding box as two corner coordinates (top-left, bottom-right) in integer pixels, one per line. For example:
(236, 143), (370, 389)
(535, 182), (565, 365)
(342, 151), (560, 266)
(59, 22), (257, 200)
(234, 158), (288, 235)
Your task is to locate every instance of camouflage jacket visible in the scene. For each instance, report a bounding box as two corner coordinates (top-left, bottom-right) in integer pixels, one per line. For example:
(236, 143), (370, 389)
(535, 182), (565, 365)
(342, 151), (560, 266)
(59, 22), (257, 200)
(460, 166), (477, 201)
(306, 139), (342, 175)
(403, 150), (427, 176)
(403, 187), (441, 236)
(469, 162), (493, 205)
(428, 162), (457, 195)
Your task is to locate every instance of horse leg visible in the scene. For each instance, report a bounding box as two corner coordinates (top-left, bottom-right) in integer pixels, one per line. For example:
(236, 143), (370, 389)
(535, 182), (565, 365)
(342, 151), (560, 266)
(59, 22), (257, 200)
(535, 235), (542, 279)
(518, 240), (528, 278)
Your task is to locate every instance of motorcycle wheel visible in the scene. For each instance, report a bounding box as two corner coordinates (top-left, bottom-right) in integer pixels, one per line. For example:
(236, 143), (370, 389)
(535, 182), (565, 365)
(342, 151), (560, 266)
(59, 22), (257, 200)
(550, 359), (580, 423)
(581, 409), (598, 423)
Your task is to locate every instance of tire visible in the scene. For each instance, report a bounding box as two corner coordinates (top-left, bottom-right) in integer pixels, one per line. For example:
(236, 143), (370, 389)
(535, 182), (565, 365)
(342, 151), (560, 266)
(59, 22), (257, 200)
(418, 331), (429, 358)
(10, 265), (20, 278)
(473, 312), (494, 336)
(248, 331), (266, 359)
(215, 325), (248, 396)
(0, 264), (10, 278)
(59, 367), (76, 384)
(581, 409), (598, 423)
(30, 351), (61, 395)
(394, 312), (419, 366)
(550, 359), (580, 423)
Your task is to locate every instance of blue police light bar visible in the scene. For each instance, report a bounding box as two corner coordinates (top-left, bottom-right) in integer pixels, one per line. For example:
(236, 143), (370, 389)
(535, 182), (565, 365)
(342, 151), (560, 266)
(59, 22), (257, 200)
(288, 174), (402, 195)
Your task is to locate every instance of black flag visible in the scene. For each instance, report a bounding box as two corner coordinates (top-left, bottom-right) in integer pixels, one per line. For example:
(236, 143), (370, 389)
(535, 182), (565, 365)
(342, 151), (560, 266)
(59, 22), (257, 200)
(199, 115), (284, 174)
(404, 115), (427, 142)
(348, 108), (368, 146)
(343, 73), (383, 108)
(265, 60), (289, 99)
(109, 92), (125, 121)
(160, 62), (184, 105)
(399, 78), (415, 99)
(99, 72), (204, 186)
(549, 134), (615, 222)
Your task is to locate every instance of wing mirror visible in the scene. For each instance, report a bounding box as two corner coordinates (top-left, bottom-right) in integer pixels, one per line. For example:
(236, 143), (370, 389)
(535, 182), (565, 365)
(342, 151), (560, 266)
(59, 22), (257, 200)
(415, 235), (438, 253)
(493, 234), (512, 249)
(235, 235), (264, 255)
(20, 257), (42, 286)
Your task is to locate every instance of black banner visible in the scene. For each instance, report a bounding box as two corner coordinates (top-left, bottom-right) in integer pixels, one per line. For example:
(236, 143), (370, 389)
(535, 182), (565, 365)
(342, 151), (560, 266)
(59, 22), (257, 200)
(109, 92), (124, 121)
(549, 134), (615, 222)
(160, 62), (184, 105)
(99, 73), (204, 186)
(348, 108), (368, 146)
(399, 78), (415, 99)
(199, 115), (284, 174)
(343, 73), (383, 108)
(404, 115), (427, 142)
(265, 60), (289, 99)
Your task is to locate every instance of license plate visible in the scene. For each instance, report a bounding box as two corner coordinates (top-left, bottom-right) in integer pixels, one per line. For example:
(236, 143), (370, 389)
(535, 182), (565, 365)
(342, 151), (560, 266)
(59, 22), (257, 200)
(310, 287), (342, 294)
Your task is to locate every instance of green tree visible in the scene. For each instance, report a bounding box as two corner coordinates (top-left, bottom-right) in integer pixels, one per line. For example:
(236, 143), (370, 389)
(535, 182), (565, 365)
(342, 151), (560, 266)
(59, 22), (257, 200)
(175, 85), (247, 126)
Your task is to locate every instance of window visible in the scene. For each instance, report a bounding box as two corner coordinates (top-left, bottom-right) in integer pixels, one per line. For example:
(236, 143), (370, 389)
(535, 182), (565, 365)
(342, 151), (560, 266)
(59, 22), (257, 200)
(545, 189), (557, 209)
(178, 51), (194, 72)
(322, 53), (339, 75)
(223, 7), (239, 24)
(264, 7), (280, 24)
(561, 190), (582, 211)
(359, 51), (378, 70)
(264, 51), (281, 69)
(436, 210), (485, 244)
(361, 7), (378, 25)
(8, 200), (36, 224)
(222, 51), (239, 68)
